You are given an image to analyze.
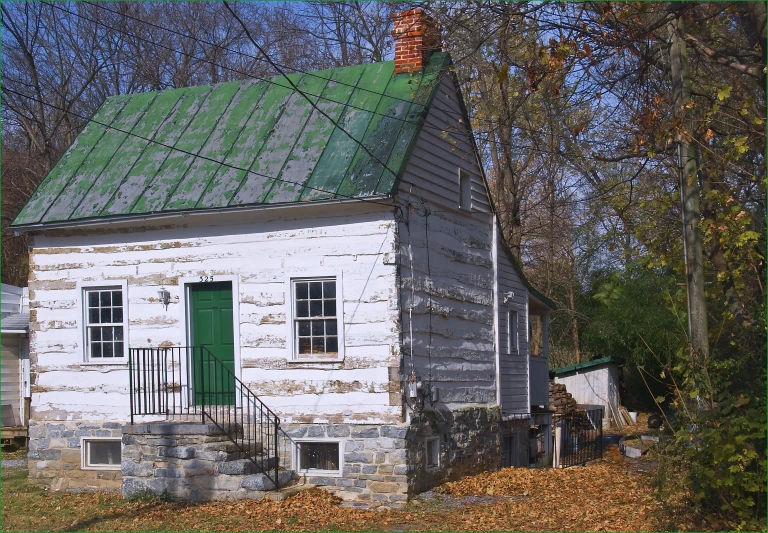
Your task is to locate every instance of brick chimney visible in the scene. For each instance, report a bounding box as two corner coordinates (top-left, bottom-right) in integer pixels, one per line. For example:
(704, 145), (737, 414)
(392, 8), (441, 74)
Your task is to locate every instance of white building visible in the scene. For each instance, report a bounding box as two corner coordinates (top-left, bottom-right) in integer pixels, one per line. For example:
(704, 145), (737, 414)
(12, 9), (553, 504)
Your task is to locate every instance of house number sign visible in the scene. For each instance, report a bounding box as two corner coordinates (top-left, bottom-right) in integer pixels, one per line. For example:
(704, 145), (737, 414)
(199, 276), (215, 282)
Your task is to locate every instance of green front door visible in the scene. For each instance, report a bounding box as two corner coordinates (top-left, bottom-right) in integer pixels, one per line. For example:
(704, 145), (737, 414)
(190, 282), (235, 405)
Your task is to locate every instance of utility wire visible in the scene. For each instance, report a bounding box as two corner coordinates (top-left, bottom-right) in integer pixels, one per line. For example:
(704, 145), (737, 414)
(3, 86), (398, 215)
(222, 0), (404, 189)
(70, 0), (598, 154)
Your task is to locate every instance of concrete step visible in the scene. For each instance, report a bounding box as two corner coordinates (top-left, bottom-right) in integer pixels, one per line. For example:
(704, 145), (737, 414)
(241, 469), (297, 491)
(217, 456), (278, 475)
(264, 483), (316, 502)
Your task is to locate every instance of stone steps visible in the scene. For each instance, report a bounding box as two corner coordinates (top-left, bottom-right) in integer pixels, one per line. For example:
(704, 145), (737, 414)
(122, 421), (294, 501)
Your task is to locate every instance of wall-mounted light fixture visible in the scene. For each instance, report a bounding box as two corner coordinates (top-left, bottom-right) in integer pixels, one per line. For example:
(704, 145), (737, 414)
(503, 291), (515, 304)
(157, 287), (170, 309)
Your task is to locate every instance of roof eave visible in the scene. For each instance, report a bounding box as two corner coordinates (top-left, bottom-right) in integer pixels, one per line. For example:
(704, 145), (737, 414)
(10, 194), (394, 234)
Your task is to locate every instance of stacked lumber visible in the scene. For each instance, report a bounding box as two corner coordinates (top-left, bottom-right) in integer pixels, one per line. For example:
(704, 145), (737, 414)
(619, 406), (634, 426)
(549, 382), (579, 413)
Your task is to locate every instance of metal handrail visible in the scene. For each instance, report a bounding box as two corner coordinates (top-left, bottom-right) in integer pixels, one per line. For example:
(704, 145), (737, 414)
(128, 346), (280, 489)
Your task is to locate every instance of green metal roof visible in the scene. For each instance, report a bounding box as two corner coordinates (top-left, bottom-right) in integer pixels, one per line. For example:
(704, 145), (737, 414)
(551, 356), (625, 376)
(13, 53), (452, 228)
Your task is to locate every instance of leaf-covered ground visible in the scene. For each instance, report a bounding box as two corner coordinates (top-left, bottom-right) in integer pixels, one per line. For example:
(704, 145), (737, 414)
(0, 452), (723, 532)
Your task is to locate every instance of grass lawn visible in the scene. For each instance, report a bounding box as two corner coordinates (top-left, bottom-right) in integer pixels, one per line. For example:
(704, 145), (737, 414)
(1, 451), (718, 532)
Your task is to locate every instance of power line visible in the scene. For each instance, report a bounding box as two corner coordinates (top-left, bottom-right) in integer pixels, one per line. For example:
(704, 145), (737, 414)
(222, 0), (404, 194)
(2, 86), (399, 217)
(70, 0), (599, 154)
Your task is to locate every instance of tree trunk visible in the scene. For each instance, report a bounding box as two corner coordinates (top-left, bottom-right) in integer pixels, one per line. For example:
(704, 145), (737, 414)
(669, 14), (709, 360)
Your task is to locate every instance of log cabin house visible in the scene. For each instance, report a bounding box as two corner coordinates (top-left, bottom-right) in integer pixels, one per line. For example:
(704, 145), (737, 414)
(11, 9), (554, 505)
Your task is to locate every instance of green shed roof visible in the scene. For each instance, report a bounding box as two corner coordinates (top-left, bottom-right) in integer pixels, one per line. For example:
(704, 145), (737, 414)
(13, 53), (452, 229)
(551, 356), (625, 376)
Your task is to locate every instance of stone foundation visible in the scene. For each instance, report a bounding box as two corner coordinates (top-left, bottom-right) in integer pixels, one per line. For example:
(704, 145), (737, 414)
(27, 420), (124, 491)
(405, 406), (503, 494)
(279, 423), (409, 508)
(26, 407), (529, 503)
(122, 422), (295, 501)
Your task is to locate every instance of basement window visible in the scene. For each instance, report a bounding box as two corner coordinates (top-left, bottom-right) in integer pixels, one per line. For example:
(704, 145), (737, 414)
(290, 277), (343, 360)
(426, 437), (440, 469)
(81, 438), (122, 470)
(295, 440), (342, 476)
(81, 281), (128, 362)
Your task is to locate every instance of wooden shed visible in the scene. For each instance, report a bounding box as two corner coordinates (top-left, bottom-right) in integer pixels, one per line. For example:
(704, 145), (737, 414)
(551, 357), (623, 428)
(1, 284), (30, 449)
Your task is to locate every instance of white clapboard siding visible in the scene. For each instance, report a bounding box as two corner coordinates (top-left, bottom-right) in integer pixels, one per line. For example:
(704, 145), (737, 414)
(1, 335), (21, 426)
(28, 205), (400, 423)
(2, 284), (23, 316)
(400, 76), (491, 214)
(496, 230), (531, 415)
(396, 74), (498, 408)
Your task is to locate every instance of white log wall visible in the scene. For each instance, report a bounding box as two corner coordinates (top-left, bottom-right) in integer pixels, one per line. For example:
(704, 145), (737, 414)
(27, 205), (401, 424)
(396, 75), (498, 408)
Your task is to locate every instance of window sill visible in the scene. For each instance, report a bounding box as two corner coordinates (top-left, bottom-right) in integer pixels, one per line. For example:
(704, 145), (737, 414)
(288, 358), (344, 364)
(80, 361), (129, 366)
(298, 469), (343, 478)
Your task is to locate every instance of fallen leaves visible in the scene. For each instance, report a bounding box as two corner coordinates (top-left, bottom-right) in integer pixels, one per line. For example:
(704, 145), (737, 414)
(1, 459), (741, 532)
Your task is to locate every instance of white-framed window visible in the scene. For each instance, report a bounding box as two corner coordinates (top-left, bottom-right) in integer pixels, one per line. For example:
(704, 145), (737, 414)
(294, 439), (343, 477)
(508, 310), (519, 354)
(289, 276), (344, 361)
(79, 281), (128, 362)
(81, 437), (122, 470)
(426, 437), (440, 469)
(458, 168), (472, 210)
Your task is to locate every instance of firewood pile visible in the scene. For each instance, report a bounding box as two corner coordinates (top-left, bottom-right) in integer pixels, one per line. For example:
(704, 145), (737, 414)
(549, 382), (579, 413)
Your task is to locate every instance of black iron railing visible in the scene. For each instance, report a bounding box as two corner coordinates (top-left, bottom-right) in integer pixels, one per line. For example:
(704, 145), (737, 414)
(554, 408), (603, 467)
(128, 346), (280, 489)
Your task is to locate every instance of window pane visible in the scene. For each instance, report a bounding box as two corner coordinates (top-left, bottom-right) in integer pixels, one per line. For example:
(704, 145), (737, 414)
(295, 282), (308, 300)
(323, 282), (335, 298)
(100, 291), (111, 306)
(326, 337), (338, 354)
(112, 291), (122, 306)
(113, 308), (123, 323)
(88, 440), (121, 466)
(102, 327), (113, 341)
(114, 342), (124, 357)
(296, 301), (309, 318)
(100, 308), (112, 323)
(323, 300), (336, 317)
(311, 320), (324, 336)
(298, 338), (311, 354)
(90, 328), (101, 341)
(103, 342), (114, 358)
(91, 343), (103, 358)
(300, 442), (339, 471)
(89, 309), (99, 324)
(309, 300), (322, 317)
(312, 337), (324, 354)
(298, 322), (310, 336)
(309, 282), (322, 299)
(325, 320), (337, 336)
(114, 326), (123, 341)
(88, 292), (99, 307)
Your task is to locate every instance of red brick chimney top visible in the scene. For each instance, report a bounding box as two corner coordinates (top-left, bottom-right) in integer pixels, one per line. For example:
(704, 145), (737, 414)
(392, 8), (441, 74)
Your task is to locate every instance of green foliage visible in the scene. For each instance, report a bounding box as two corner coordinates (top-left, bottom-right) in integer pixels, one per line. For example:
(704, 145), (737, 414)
(656, 346), (767, 530)
(579, 267), (683, 366)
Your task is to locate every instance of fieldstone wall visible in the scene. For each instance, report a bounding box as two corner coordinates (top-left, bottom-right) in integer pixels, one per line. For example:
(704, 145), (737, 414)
(27, 420), (124, 491)
(280, 423), (409, 509)
(122, 422), (295, 502)
(405, 406), (503, 494)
